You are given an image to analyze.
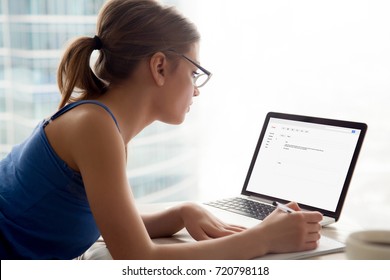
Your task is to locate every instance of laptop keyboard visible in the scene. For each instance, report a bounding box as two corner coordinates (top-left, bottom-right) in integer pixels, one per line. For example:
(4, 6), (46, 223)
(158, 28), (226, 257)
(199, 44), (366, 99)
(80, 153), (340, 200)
(204, 197), (276, 220)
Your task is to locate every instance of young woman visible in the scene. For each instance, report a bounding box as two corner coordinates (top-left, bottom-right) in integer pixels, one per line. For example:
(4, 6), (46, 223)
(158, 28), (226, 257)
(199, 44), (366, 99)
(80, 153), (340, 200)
(0, 0), (322, 259)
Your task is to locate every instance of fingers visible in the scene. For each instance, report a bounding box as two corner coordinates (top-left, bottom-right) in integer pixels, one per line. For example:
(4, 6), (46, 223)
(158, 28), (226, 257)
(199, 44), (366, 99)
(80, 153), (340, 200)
(187, 218), (246, 240)
(305, 229), (321, 249)
(306, 232), (321, 243)
(283, 202), (323, 223)
(286, 211), (322, 251)
(204, 223), (246, 239)
(303, 240), (319, 251)
(302, 211), (323, 223)
(286, 201), (301, 211)
(296, 212), (322, 237)
(182, 204), (247, 241)
(218, 224), (246, 236)
(225, 224), (247, 232)
(307, 220), (322, 233)
(203, 213), (247, 237)
(191, 230), (212, 241)
(303, 218), (321, 250)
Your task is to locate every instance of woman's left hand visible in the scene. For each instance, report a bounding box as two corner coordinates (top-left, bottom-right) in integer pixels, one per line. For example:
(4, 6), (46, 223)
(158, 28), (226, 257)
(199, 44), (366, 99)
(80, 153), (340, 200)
(179, 202), (246, 241)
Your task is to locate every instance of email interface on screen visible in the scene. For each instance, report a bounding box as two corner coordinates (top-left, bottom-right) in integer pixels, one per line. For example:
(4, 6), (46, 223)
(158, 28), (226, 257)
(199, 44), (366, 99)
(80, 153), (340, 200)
(246, 117), (361, 212)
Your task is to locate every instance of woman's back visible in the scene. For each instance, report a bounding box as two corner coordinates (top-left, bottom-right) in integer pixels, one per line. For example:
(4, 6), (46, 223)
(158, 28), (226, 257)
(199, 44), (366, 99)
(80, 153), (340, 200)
(0, 101), (118, 259)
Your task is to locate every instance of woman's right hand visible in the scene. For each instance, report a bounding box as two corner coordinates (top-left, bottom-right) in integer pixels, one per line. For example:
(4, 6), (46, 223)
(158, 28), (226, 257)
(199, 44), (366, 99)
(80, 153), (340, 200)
(254, 202), (323, 254)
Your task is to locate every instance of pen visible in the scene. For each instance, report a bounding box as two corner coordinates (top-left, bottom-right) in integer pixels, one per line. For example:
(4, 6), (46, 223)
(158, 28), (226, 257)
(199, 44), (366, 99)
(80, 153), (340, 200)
(273, 201), (296, 213)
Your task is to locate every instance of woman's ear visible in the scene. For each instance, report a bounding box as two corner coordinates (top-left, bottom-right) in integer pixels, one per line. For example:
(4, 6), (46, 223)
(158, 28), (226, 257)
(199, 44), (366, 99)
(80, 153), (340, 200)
(149, 52), (166, 87)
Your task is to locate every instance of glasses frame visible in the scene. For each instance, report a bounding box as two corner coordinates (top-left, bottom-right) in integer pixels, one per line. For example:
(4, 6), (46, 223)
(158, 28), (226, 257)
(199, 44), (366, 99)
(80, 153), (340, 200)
(167, 50), (212, 88)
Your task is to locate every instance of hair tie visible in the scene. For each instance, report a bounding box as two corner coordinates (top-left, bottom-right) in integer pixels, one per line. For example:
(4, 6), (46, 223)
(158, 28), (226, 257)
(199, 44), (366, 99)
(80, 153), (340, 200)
(93, 35), (103, 50)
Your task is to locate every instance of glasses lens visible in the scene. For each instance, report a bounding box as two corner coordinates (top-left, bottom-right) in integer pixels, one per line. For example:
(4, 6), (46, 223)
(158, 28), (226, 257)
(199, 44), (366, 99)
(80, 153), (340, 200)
(194, 73), (210, 88)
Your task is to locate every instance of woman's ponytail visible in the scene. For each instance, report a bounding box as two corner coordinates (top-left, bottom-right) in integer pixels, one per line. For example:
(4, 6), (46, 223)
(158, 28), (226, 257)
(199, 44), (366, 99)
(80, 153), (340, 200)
(57, 37), (106, 109)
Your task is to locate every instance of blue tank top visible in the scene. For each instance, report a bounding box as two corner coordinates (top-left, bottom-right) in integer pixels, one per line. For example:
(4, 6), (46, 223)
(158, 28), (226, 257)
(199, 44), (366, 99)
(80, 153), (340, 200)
(0, 100), (120, 259)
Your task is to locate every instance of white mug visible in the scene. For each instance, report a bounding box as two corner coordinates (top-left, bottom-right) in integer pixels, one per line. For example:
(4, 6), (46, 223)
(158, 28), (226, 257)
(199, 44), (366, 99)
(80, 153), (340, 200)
(346, 230), (390, 259)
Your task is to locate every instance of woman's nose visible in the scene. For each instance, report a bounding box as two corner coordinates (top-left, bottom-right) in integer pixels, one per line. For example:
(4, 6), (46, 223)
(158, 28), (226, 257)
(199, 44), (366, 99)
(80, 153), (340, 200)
(194, 87), (200, 97)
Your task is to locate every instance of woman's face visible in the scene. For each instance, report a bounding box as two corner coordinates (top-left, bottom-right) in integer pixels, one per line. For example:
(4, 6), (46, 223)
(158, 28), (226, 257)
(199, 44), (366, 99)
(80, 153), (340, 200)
(157, 44), (200, 125)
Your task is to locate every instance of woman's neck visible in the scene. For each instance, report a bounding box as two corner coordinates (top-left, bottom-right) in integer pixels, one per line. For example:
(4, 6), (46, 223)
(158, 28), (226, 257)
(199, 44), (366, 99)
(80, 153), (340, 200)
(96, 83), (158, 144)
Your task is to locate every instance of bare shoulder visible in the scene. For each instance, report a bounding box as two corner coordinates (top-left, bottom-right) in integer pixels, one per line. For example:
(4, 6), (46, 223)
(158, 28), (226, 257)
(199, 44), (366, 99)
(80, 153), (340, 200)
(66, 103), (120, 134)
(45, 103), (124, 172)
(66, 104), (125, 167)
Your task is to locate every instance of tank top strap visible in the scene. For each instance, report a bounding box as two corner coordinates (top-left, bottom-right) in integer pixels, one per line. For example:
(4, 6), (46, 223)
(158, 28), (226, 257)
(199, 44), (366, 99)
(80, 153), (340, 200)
(43, 100), (121, 132)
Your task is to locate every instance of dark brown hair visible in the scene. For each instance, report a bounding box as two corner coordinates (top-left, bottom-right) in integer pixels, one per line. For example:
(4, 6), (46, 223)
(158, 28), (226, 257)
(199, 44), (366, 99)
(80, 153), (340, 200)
(57, 0), (200, 109)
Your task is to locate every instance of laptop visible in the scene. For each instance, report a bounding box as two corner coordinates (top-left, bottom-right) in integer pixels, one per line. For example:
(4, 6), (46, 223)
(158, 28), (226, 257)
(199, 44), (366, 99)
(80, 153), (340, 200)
(204, 112), (367, 226)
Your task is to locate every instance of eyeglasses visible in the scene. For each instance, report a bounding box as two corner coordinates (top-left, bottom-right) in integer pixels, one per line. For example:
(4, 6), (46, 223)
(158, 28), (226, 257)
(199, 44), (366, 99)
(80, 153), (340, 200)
(168, 50), (212, 88)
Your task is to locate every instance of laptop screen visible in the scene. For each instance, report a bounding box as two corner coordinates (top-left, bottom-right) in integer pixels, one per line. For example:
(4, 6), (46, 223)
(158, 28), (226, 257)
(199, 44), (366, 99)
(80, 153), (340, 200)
(242, 112), (367, 219)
